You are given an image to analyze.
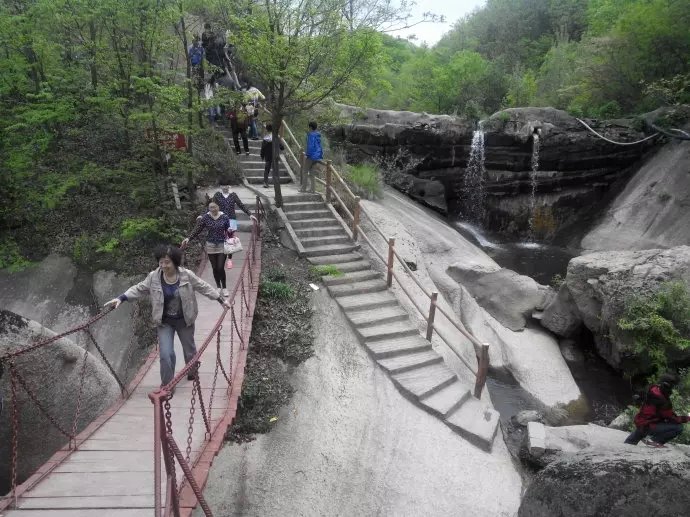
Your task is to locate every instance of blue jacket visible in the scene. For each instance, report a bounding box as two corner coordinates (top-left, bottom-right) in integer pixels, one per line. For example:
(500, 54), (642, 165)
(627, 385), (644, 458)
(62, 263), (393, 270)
(306, 131), (323, 160)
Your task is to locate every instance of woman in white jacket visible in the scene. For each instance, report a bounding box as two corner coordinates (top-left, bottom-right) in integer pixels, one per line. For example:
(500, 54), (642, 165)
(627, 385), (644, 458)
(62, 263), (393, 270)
(105, 245), (230, 387)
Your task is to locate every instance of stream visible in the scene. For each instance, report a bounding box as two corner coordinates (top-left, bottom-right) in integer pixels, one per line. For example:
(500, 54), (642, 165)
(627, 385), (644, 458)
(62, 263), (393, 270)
(452, 219), (632, 424)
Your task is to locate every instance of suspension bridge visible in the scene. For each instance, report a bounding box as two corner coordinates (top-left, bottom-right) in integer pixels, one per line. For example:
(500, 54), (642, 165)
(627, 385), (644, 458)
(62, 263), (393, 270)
(0, 200), (265, 516)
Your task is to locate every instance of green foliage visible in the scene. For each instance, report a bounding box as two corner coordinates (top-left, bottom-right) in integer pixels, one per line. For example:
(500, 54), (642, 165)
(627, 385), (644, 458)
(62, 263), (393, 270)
(346, 0), (689, 117)
(346, 164), (382, 199)
(310, 265), (343, 279)
(0, 238), (32, 272)
(550, 274), (565, 289)
(97, 238), (120, 253)
(260, 280), (295, 300)
(264, 267), (288, 282)
(120, 218), (171, 242)
(618, 282), (690, 377)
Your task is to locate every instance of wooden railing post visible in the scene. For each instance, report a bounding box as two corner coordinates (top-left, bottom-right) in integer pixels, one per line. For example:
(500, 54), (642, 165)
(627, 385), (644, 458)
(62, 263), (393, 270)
(352, 196), (361, 241)
(299, 152), (306, 189)
(325, 161), (332, 203)
(386, 238), (395, 287)
(426, 292), (438, 341)
(473, 343), (490, 399)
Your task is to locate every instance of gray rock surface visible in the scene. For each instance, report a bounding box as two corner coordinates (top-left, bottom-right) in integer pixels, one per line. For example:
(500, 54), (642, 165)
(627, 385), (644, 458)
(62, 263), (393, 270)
(448, 264), (551, 331)
(540, 246), (690, 368)
(582, 134), (690, 251)
(519, 443), (690, 517)
(0, 254), (148, 378)
(198, 289), (522, 516)
(541, 285), (582, 337)
(608, 412), (633, 432)
(0, 310), (120, 491)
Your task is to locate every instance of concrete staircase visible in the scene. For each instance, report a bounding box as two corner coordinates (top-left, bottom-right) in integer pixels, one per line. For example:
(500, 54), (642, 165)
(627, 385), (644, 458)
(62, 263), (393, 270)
(309, 251), (500, 450)
(229, 126), (500, 450)
(236, 136), (294, 185)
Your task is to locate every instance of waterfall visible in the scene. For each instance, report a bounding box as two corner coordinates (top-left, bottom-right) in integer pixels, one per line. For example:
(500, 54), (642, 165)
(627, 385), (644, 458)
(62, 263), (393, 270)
(462, 122), (486, 222)
(527, 131), (541, 241)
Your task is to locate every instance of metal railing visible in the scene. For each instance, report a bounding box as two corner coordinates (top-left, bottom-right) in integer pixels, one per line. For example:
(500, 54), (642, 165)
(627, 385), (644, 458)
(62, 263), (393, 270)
(282, 120), (490, 398)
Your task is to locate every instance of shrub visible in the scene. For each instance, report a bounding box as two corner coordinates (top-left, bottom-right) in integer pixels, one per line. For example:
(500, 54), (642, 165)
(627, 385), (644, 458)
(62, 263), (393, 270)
(310, 264), (342, 279)
(120, 217), (168, 241)
(0, 238), (32, 271)
(264, 267), (287, 282)
(346, 163), (381, 199)
(618, 281), (690, 377)
(260, 280), (294, 300)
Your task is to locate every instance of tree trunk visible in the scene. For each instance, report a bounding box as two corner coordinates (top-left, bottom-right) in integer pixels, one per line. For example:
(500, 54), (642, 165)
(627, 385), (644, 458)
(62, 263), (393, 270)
(178, 12), (195, 194)
(271, 111), (284, 208)
(89, 20), (98, 89)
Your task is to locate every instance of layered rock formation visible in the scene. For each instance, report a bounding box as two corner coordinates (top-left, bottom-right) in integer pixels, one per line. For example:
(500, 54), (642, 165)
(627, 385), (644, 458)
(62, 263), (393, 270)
(328, 105), (657, 240)
(541, 246), (690, 370)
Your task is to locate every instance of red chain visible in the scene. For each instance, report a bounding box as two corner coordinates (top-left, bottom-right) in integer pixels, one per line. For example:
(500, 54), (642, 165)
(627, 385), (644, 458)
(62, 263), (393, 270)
(12, 368), (72, 439)
(70, 340), (91, 449)
(10, 365), (19, 504)
(185, 379), (197, 464)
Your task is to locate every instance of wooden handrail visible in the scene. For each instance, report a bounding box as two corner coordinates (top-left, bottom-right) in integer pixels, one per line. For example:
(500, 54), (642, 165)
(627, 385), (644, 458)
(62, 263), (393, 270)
(328, 186), (354, 221)
(277, 113), (489, 397)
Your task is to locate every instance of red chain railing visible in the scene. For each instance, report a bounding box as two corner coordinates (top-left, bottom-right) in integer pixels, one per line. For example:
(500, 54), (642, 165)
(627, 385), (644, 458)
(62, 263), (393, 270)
(149, 196), (265, 517)
(0, 306), (131, 508)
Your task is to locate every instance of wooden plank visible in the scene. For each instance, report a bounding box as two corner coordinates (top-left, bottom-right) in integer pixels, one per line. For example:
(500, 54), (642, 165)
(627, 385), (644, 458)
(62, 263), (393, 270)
(18, 495), (154, 509)
(27, 472), (160, 497)
(3, 508), (151, 517)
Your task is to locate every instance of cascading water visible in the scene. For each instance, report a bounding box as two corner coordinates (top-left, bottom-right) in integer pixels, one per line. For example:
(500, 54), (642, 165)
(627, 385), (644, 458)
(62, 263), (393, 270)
(526, 130), (541, 242)
(462, 122), (486, 222)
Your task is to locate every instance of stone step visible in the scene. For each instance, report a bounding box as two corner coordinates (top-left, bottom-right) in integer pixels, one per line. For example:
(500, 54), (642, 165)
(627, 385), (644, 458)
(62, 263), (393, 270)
(246, 176), (291, 184)
(283, 201), (326, 212)
(294, 226), (345, 238)
(301, 235), (351, 247)
(327, 279), (387, 297)
(302, 243), (360, 258)
(364, 334), (432, 359)
(284, 193), (321, 203)
(391, 362), (457, 399)
(420, 381), (472, 418)
(346, 305), (409, 328)
(322, 270), (380, 286)
(376, 349), (444, 374)
(289, 218), (335, 229)
(333, 260), (371, 273)
(356, 321), (418, 342)
(335, 291), (398, 311)
(286, 209), (333, 221)
(308, 253), (363, 265)
(445, 394), (500, 451)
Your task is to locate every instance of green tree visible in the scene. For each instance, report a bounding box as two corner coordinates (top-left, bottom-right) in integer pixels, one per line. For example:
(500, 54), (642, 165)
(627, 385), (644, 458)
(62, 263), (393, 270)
(227, 0), (431, 206)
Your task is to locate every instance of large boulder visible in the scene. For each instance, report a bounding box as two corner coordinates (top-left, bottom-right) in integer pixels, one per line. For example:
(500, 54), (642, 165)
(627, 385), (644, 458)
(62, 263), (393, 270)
(540, 246), (690, 369)
(519, 444), (690, 517)
(0, 310), (120, 491)
(447, 263), (552, 331)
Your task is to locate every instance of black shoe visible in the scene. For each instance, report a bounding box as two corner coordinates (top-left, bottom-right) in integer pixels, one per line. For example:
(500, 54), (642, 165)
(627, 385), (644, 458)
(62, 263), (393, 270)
(263, 183), (269, 188)
(245, 151), (250, 156)
(235, 151), (241, 155)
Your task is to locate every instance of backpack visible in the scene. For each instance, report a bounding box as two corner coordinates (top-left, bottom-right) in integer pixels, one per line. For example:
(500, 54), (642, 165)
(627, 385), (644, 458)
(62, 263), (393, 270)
(189, 46), (204, 66)
(236, 107), (248, 126)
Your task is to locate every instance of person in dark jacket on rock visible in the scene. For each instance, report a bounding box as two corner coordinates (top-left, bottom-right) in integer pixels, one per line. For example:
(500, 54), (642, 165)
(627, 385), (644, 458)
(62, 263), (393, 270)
(260, 123), (284, 188)
(624, 373), (690, 447)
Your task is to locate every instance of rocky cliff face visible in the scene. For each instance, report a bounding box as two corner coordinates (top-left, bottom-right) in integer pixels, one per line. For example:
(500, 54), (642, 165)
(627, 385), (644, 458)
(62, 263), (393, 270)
(328, 105), (657, 241)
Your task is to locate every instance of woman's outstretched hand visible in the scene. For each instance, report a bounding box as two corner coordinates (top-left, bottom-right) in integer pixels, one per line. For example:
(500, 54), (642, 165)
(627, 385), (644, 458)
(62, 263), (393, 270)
(222, 300), (231, 310)
(181, 238), (190, 249)
(250, 214), (258, 222)
(104, 298), (122, 309)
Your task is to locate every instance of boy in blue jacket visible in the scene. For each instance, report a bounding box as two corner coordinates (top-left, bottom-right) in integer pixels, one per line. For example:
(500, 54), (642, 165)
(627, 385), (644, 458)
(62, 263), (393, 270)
(301, 121), (323, 193)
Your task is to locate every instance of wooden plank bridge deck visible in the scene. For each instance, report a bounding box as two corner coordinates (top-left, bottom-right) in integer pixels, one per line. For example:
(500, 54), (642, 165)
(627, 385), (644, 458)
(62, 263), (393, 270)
(2, 230), (258, 516)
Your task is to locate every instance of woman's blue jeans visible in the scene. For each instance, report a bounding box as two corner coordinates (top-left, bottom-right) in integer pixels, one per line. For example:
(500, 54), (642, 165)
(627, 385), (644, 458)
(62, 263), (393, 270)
(157, 318), (196, 386)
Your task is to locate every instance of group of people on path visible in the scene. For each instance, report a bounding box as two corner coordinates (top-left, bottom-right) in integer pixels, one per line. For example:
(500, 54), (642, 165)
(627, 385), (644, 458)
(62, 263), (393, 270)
(105, 185), (255, 390)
